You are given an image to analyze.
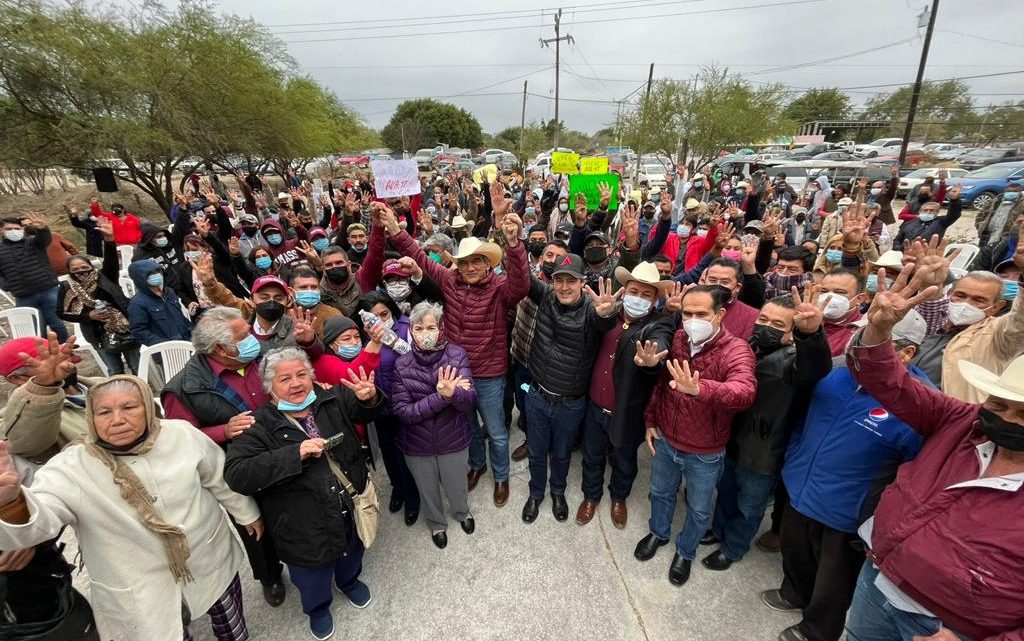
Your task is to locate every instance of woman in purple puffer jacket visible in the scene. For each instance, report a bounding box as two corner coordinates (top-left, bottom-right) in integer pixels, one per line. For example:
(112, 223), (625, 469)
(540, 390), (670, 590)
(391, 301), (478, 550)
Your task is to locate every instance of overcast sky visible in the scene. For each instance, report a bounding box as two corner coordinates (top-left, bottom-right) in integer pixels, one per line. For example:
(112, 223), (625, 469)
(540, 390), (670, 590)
(139, 0), (1024, 135)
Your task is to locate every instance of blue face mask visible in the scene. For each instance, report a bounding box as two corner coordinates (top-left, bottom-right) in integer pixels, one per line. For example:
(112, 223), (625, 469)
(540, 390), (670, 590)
(918, 213), (936, 222)
(266, 233), (282, 246)
(866, 274), (878, 294)
(826, 249), (843, 264)
(276, 389), (316, 412)
(1004, 191), (1020, 202)
(651, 194), (661, 203)
(295, 290), (321, 308)
(312, 238), (329, 252)
(526, 206), (536, 216)
(233, 334), (261, 363)
(146, 272), (164, 287)
(1003, 278), (1019, 301)
(154, 236), (168, 248)
(336, 343), (362, 360)
(255, 256), (272, 270)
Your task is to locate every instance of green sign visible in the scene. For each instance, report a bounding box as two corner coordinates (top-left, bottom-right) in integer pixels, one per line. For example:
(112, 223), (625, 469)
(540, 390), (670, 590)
(569, 173), (620, 211)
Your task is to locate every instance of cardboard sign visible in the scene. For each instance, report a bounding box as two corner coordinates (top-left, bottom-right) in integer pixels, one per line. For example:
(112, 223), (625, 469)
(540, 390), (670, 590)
(370, 159), (421, 197)
(580, 157), (609, 175)
(472, 163), (499, 185)
(551, 152), (580, 175)
(569, 173), (620, 211)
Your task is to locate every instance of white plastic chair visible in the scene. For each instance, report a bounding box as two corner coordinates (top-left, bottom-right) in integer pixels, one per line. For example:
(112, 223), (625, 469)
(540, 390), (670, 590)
(946, 243), (981, 279)
(0, 288), (14, 306)
(119, 274), (136, 298)
(70, 322), (109, 376)
(137, 341), (195, 391)
(0, 307), (40, 339)
(116, 245), (135, 271)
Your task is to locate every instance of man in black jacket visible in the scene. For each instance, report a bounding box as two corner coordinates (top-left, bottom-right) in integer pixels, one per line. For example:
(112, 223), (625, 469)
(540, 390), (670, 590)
(577, 261), (675, 528)
(522, 255), (619, 523)
(893, 184), (962, 247)
(0, 215), (68, 341)
(702, 285), (832, 571)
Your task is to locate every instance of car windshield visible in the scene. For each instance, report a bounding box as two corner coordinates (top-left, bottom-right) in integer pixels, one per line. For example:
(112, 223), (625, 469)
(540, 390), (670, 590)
(965, 165), (1018, 179)
(866, 139), (892, 146)
(905, 169), (934, 178)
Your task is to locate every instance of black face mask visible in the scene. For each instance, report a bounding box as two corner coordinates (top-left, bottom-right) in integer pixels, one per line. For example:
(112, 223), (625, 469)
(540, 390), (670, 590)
(978, 408), (1024, 452)
(326, 266), (350, 284)
(795, 214), (806, 223)
(527, 241), (545, 258)
(254, 300), (286, 323)
(583, 246), (608, 264)
(63, 370), (79, 390)
(540, 261), (556, 278)
(918, 193), (931, 203)
(750, 324), (786, 353)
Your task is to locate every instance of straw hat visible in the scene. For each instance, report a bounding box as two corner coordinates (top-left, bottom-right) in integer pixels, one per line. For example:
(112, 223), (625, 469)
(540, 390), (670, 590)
(451, 237), (503, 267)
(614, 261), (674, 292)
(959, 355), (1024, 403)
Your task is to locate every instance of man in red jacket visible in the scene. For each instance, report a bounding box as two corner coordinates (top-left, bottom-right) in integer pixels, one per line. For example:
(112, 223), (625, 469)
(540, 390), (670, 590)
(843, 263), (1024, 641)
(635, 285), (757, 587)
(89, 197), (142, 245)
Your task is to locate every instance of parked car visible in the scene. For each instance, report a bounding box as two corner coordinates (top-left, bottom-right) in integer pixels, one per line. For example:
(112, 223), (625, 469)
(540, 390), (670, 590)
(854, 137), (904, 158)
(497, 152), (518, 171)
(958, 148), (1024, 171)
(896, 167), (970, 197)
(933, 146), (971, 161)
(923, 143), (960, 157)
(337, 154), (370, 167)
(476, 148), (509, 164)
(778, 160), (891, 193)
(637, 162), (670, 187)
(527, 156), (552, 178)
(832, 140), (856, 152)
(811, 151), (859, 161)
(413, 149), (436, 170)
(955, 161), (1024, 210)
(874, 148), (930, 169)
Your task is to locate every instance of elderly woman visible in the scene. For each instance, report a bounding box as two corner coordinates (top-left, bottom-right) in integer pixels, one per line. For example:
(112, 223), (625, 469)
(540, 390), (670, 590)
(224, 347), (384, 641)
(0, 375), (261, 641)
(391, 302), (478, 549)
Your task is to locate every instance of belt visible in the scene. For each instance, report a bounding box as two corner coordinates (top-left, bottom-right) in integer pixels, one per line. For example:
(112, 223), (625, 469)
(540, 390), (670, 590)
(532, 384), (584, 405)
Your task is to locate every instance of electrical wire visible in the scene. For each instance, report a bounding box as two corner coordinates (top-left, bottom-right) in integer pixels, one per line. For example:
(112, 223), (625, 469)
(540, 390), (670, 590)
(937, 29), (1024, 50)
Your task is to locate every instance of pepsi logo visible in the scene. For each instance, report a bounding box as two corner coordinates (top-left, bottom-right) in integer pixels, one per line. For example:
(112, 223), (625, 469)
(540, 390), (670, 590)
(868, 408), (889, 421)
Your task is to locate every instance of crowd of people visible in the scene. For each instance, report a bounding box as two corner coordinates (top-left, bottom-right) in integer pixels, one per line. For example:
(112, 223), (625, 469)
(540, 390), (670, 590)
(0, 162), (1022, 641)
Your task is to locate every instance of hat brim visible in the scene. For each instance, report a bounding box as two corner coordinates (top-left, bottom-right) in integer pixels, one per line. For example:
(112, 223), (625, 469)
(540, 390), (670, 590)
(958, 360), (1024, 403)
(614, 266), (674, 292)
(451, 242), (503, 268)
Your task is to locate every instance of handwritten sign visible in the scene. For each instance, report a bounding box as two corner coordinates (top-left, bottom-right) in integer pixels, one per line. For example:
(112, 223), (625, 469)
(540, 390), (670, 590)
(370, 159), (421, 197)
(551, 152), (580, 175)
(569, 173), (620, 211)
(580, 157), (609, 175)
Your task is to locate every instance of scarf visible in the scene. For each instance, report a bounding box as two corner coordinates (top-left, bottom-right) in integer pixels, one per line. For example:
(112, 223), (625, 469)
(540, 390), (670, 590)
(64, 271), (131, 336)
(83, 375), (194, 583)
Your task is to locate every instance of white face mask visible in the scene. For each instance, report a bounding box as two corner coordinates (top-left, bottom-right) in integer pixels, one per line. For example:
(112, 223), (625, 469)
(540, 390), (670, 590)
(818, 292), (851, 320)
(683, 318), (714, 344)
(677, 225), (692, 238)
(559, 203), (569, 212)
(384, 279), (412, 301)
(4, 229), (25, 242)
(947, 301), (987, 326)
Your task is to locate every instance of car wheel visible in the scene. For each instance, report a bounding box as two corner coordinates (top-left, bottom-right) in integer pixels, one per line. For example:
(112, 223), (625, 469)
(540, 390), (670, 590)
(867, 151), (878, 158)
(971, 191), (997, 211)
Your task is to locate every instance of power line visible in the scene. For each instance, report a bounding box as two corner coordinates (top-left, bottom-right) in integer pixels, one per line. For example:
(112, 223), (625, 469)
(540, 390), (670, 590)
(937, 29), (1024, 50)
(744, 37), (919, 76)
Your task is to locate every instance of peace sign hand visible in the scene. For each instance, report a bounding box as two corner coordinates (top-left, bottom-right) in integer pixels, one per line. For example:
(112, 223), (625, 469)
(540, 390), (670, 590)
(666, 359), (701, 396)
(791, 283), (825, 334)
(340, 366), (377, 402)
(584, 276), (622, 317)
(633, 340), (669, 367)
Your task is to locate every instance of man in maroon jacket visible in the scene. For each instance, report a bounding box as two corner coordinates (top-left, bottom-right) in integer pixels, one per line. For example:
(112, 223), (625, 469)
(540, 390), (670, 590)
(843, 263), (1024, 641)
(635, 285), (757, 587)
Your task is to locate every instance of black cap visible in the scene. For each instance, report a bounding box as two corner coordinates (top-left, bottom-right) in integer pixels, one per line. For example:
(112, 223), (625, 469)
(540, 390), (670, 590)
(584, 230), (611, 246)
(550, 253), (585, 279)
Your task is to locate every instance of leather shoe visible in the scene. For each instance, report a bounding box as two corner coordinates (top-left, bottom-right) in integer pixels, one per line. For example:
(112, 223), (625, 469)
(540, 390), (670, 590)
(701, 548), (734, 571)
(431, 530), (447, 549)
(610, 500), (627, 529)
(778, 624), (810, 641)
(493, 481), (509, 507)
(460, 515), (475, 534)
(576, 499), (597, 525)
(388, 494), (403, 514)
(404, 510), (419, 527)
(700, 529), (720, 546)
(262, 581), (286, 607)
(668, 553), (692, 586)
(633, 533), (669, 561)
(551, 494), (568, 521)
(522, 496), (541, 523)
(756, 531), (781, 553)
(761, 588), (802, 612)
(511, 441), (529, 462)
(467, 464), (488, 492)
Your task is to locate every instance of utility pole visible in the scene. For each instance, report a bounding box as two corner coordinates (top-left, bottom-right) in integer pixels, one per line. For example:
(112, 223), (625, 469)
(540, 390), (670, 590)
(540, 9), (573, 148)
(519, 80), (528, 160)
(644, 62), (654, 103)
(899, 0), (939, 165)
(400, 122), (407, 157)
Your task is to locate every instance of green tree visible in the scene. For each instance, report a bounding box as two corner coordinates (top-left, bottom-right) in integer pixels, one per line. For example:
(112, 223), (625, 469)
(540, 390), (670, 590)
(974, 102), (1024, 144)
(863, 80), (975, 141)
(381, 99), (483, 152)
(782, 88), (851, 126)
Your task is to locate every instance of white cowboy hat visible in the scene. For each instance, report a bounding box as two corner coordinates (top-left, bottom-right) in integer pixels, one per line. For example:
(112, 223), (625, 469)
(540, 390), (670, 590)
(450, 215), (470, 229)
(614, 261), (674, 293)
(871, 250), (904, 271)
(451, 236), (503, 268)
(959, 355), (1024, 403)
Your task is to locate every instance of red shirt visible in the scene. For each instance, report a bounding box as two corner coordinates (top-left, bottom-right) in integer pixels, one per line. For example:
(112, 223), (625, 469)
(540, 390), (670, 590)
(90, 202), (142, 245)
(589, 319), (627, 411)
(162, 357), (269, 444)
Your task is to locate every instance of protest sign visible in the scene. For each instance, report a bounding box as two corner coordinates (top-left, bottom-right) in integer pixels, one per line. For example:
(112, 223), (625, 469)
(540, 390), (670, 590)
(551, 152), (580, 175)
(569, 173), (620, 211)
(370, 159), (421, 197)
(472, 163), (499, 185)
(580, 157), (609, 175)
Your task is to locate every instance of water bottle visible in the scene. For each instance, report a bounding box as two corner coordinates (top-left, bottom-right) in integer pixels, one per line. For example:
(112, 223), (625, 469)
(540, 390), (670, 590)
(358, 310), (410, 354)
(94, 301), (107, 312)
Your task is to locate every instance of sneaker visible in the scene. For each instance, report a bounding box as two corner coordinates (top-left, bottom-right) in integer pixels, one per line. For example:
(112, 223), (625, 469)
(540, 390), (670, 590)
(309, 611), (334, 640)
(343, 580), (372, 608)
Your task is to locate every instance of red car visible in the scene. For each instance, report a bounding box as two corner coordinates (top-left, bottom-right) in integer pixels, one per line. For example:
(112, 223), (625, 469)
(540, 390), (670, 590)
(337, 154), (370, 166)
(875, 149), (929, 168)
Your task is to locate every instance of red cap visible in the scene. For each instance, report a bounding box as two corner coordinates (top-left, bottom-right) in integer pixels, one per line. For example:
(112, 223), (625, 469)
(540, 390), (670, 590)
(252, 275), (288, 293)
(0, 337), (39, 377)
(382, 261), (410, 280)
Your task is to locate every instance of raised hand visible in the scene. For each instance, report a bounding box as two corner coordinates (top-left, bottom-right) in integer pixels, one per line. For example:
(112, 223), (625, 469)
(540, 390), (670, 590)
(584, 276), (622, 317)
(904, 234), (955, 288)
(666, 358), (701, 396)
(435, 365), (461, 398)
(418, 209), (435, 236)
(948, 183), (962, 200)
(740, 236), (758, 272)
(376, 203), (400, 236)
(194, 252), (215, 282)
(597, 181), (611, 209)
(365, 321), (386, 347)
(228, 235), (241, 257)
(714, 222), (736, 251)
(659, 191), (673, 218)
(340, 366), (377, 401)
(298, 240), (319, 261)
(490, 181), (509, 219)
(633, 340), (669, 367)
(791, 283), (825, 334)
(18, 332), (76, 386)
(863, 265), (940, 344)
(345, 191), (359, 214)
(288, 307), (316, 345)
(761, 210), (783, 238)
(842, 202), (876, 246)
(193, 215), (210, 237)
(95, 216), (115, 242)
(396, 256), (422, 279)
(664, 281), (695, 314)
(621, 206), (640, 248)
(501, 212), (523, 246)
(573, 193), (589, 226)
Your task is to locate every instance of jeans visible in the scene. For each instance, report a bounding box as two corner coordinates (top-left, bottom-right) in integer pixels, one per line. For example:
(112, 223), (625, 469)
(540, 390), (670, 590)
(846, 562), (960, 641)
(580, 400), (641, 502)
(648, 434), (725, 560)
(15, 286), (68, 342)
(524, 387), (586, 498)
(97, 342), (141, 375)
(712, 457), (777, 561)
(468, 375), (510, 482)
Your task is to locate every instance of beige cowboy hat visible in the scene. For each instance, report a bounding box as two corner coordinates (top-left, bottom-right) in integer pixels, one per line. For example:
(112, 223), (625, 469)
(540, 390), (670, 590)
(959, 355), (1024, 403)
(451, 236), (503, 268)
(614, 261), (674, 293)
(450, 215), (470, 229)
(871, 250), (904, 271)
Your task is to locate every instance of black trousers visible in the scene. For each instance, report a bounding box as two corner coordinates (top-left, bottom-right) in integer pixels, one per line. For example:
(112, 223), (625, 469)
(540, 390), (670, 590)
(231, 516), (283, 586)
(374, 413), (420, 511)
(770, 480), (790, 534)
(779, 505), (864, 641)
